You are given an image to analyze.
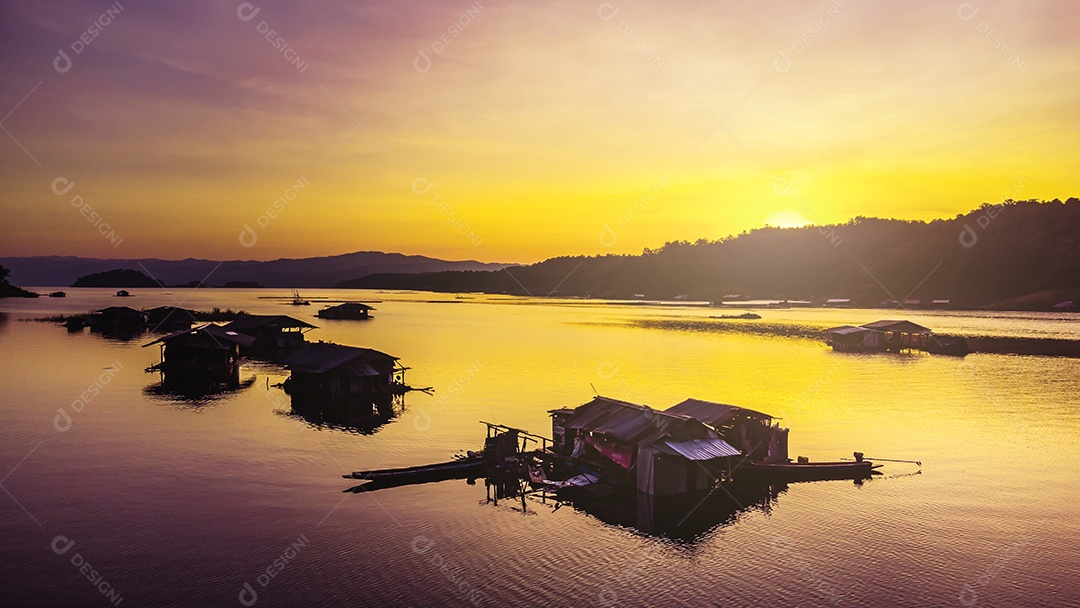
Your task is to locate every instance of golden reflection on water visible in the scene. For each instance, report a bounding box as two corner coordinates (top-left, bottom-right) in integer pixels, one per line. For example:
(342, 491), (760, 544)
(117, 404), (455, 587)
(0, 290), (1078, 607)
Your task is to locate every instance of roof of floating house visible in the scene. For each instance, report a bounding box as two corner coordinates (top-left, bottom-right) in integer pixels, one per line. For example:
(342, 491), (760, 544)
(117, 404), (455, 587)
(281, 342), (397, 374)
(826, 325), (881, 336)
(142, 324), (255, 349)
(320, 302), (375, 312)
(556, 396), (695, 444)
(860, 319), (932, 334)
(654, 438), (742, 459)
(665, 398), (774, 426)
(553, 396), (743, 459)
(222, 315), (316, 332)
(95, 306), (145, 317)
(144, 306), (198, 316)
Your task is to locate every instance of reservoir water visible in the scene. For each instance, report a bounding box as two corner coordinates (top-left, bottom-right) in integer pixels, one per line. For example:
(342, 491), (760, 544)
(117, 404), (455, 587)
(1, 289), (1077, 607)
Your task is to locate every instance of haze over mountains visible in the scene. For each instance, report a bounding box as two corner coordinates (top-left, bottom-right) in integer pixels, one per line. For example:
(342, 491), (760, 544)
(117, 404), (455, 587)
(0, 251), (506, 288)
(345, 200), (1080, 310)
(5, 200), (1079, 310)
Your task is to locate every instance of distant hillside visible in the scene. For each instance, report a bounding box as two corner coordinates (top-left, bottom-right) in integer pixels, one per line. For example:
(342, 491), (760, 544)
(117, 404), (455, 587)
(73, 269), (164, 288)
(0, 263), (37, 298)
(341, 199), (1080, 310)
(0, 251), (505, 288)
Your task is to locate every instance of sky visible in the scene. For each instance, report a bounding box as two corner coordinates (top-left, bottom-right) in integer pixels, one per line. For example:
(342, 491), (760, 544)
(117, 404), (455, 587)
(1, 0), (1078, 264)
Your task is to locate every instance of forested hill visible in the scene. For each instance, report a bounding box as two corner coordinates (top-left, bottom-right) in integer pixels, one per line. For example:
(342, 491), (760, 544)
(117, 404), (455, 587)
(340, 199), (1080, 309)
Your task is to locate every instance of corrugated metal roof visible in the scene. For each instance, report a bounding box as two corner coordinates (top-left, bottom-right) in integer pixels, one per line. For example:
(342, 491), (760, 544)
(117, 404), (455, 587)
(665, 398), (774, 426)
(321, 302), (375, 311)
(655, 438), (741, 460)
(562, 396), (696, 444)
(281, 342), (397, 374)
(827, 325), (878, 336)
(95, 306), (144, 316)
(860, 319), (931, 333)
(222, 315), (316, 332)
(142, 324), (256, 348)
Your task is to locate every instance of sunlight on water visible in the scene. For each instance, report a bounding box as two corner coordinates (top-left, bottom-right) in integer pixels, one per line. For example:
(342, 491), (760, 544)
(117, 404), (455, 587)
(1, 289), (1077, 607)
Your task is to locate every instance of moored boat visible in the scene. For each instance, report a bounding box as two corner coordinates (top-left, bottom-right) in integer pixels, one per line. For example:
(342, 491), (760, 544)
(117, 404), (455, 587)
(343, 456), (489, 490)
(736, 459), (880, 482)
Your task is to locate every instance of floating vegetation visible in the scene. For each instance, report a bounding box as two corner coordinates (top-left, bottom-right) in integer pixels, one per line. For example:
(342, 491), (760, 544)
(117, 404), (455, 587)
(627, 318), (829, 341)
(36, 307), (250, 324)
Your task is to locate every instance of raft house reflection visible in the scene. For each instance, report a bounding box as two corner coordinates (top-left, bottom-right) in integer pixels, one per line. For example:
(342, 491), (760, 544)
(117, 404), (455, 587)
(143, 324), (254, 393)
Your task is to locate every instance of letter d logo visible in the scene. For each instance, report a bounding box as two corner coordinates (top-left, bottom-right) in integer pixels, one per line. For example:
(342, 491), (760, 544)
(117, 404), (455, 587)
(54, 50), (72, 73)
(239, 224), (258, 248)
(413, 50), (432, 74)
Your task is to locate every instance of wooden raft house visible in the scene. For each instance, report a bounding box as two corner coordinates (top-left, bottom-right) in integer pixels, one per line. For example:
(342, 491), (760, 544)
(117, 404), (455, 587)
(317, 302), (375, 320)
(221, 314), (315, 358)
(143, 306), (198, 332)
(549, 396), (786, 496)
(143, 324), (254, 392)
(827, 319), (935, 353)
(281, 342), (406, 409)
(90, 306), (147, 337)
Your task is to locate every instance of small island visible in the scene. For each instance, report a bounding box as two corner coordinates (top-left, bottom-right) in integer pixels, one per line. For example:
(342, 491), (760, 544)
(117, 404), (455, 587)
(72, 268), (164, 288)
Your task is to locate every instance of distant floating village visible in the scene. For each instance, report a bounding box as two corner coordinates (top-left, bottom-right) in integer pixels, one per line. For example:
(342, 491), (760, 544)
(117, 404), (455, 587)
(55, 297), (412, 427)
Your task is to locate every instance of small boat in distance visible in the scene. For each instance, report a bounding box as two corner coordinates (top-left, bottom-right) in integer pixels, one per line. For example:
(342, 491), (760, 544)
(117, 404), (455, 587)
(290, 290), (310, 306)
(48, 291), (66, 297)
(116, 290), (131, 297)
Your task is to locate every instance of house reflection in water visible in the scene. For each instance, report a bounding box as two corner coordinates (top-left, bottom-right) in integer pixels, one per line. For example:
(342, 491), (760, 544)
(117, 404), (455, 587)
(568, 483), (789, 541)
(480, 470), (791, 541)
(281, 342), (407, 420)
(143, 324), (254, 394)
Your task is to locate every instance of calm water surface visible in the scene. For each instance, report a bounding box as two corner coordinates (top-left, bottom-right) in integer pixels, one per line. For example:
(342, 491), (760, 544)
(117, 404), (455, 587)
(1, 289), (1077, 607)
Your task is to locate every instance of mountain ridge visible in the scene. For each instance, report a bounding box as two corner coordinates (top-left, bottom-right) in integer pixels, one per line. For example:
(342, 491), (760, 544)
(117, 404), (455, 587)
(0, 250), (509, 287)
(338, 199), (1080, 310)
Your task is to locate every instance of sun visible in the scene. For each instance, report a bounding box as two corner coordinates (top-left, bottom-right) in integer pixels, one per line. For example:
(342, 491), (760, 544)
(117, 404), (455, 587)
(763, 210), (811, 229)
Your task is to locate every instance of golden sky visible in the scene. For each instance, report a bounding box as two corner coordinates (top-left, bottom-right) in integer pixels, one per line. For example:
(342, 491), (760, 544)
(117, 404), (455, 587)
(1, 0), (1078, 263)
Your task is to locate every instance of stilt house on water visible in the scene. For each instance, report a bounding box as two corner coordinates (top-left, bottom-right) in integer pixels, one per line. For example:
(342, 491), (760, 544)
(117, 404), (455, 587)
(281, 342), (405, 408)
(221, 315), (315, 357)
(316, 302), (375, 320)
(549, 396), (785, 496)
(825, 325), (885, 352)
(143, 324), (254, 392)
(144, 306), (197, 332)
(827, 320), (932, 353)
(91, 306), (147, 336)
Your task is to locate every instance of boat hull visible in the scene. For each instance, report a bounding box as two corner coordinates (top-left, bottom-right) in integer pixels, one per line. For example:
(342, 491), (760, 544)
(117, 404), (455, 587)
(343, 458), (489, 491)
(736, 460), (878, 482)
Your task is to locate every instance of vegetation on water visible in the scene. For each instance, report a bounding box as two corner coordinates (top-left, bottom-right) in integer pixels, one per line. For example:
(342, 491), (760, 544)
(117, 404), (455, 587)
(37, 307), (250, 324)
(341, 199), (1080, 310)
